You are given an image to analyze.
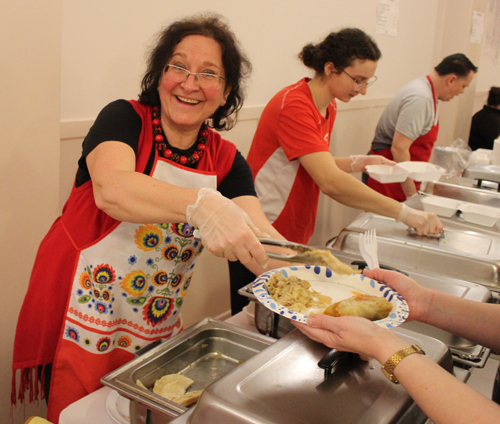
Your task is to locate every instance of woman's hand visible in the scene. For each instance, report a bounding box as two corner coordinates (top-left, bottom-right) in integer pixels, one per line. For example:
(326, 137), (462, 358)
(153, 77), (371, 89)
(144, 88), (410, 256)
(363, 268), (434, 323)
(397, 203), (443, 235)
(292, 314), (408, 363)
(350, 154), (396, 173)
(186, 187), (269, 267)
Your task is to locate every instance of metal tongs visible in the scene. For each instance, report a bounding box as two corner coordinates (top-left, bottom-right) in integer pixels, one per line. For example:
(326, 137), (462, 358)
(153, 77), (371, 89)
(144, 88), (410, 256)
(258, 238), (325, 265)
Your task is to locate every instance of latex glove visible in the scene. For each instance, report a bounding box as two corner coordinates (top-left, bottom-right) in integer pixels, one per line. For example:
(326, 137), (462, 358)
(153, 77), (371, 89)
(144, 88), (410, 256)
(186, 187), (269, 267)
(349, 155), (396, 173)
(396, 203), (443, 235)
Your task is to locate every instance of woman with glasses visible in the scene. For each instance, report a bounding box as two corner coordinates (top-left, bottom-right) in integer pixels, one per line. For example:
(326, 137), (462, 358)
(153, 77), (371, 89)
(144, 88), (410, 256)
(229, 28), (443, 315)
(12, 14), (291, 422)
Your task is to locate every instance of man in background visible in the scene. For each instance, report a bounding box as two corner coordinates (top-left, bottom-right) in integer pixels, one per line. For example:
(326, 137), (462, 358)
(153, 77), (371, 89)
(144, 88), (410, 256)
(363, 53), (477, 201)
(468, 86), (500, 151)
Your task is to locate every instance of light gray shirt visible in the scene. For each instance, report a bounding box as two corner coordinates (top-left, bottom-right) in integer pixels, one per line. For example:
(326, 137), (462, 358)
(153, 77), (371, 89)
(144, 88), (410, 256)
(371, 77), (438, 151)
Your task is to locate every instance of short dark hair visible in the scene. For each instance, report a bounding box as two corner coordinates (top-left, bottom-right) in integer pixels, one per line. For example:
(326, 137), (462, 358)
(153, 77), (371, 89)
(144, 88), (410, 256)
(298, 28), (381, 74)
(434, 53), (477, 78)
(139, 13), (251, 131)
(487, 87), (500, 107)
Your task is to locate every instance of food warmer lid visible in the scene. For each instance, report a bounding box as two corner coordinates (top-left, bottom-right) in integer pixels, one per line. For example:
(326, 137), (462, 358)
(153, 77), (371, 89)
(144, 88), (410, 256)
(332, 212), (500, 293)
(422, 174), (500, 209)
(171, 328), (452, 424)
(463, 163), (500, 184)
(324, 248), (490, 367)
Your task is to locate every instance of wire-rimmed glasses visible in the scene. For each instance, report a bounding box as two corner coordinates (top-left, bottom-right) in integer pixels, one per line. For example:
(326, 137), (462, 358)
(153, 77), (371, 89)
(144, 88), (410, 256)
(343, 69), (377, 91)
(164, 64), (226, 90)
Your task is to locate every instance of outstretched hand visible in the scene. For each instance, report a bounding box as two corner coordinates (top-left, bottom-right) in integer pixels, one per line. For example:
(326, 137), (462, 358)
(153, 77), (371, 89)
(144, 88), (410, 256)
(363, 268), (434, 323)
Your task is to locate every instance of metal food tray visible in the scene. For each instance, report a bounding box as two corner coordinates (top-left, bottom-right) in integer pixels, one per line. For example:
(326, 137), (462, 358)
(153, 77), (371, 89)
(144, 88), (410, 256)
(171, 327), (452, 424)
(101, 318), (274, 423)
(334, 212), (500, 295)
(422, 175), (500, 209)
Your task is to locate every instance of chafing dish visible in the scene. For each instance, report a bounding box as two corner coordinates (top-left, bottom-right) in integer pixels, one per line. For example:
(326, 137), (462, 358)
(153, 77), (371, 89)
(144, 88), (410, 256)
(101, 318), (275, 423)
(422, 174), (500, 209)
(171, 327), (452, 424)
(332, 212), (500, 297)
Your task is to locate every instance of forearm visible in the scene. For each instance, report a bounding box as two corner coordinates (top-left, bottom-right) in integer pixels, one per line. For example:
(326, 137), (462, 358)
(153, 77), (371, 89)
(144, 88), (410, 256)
(93, 170), (198, 223)
(322, 172), (402, 219)
(393, 349), (500, 424)
(422, 290), (500, 352)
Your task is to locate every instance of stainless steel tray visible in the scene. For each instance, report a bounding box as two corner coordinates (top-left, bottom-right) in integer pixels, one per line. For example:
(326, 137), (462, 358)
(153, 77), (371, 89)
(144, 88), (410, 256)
(101, 318), (275, 423)
(334, 212), (500, 294)
(171, 328), (452, 424)
(422, 175), (500, 209)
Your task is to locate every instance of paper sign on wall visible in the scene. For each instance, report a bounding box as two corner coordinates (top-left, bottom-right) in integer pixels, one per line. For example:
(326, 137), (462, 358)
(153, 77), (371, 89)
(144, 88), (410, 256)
(376, 0), (399, 37)
(470, 11), (484, 44)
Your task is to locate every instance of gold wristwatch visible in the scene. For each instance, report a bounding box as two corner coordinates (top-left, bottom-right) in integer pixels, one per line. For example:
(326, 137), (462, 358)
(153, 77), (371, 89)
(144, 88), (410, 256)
(381, 344), (425, 384)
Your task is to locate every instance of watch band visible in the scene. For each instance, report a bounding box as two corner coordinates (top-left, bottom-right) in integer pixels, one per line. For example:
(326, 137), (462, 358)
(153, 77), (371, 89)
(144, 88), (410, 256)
(381, 344), (425, 384)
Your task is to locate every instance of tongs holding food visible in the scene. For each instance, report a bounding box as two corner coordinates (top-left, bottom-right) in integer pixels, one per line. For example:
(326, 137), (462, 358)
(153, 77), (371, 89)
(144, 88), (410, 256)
(258, 238), (361, 274)
(258, 238), (318, 263)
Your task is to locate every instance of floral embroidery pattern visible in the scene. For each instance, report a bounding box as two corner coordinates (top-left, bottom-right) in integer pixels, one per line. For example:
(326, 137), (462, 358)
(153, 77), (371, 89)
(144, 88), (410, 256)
(143, 296), (174, 326)
(134, 224), (163, 251)
(97, 337), (111, 352)
(93, 264), (116, 285)
(65, 326), (80, 342)
(152, 271), (169, 287)
(120, 270), (148, 296)
(171, 223), (195, 238)
(71, 219), (203, 355)
(79, 272), (92, 290)
(117, 335), (132, 348)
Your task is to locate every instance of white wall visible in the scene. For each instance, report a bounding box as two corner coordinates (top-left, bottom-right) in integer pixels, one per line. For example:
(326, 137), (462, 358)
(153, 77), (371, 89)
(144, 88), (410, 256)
(4, 1), (500, 423)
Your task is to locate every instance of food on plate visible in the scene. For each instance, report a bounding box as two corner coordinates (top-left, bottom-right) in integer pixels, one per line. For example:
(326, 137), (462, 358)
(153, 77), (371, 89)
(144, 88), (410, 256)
(147, 373), (203, 406)
(301, 249), (361, 275)
(322, 294), (393, 321)
(266, 271), (332, 313)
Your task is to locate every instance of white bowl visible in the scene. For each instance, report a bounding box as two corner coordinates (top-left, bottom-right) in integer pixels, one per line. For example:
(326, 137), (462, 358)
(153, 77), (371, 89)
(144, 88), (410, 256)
(459, 203), (500, 227)
(365, 164), (409, 183)
(421, 196), (463, 217)
(398, 161), (445, 182)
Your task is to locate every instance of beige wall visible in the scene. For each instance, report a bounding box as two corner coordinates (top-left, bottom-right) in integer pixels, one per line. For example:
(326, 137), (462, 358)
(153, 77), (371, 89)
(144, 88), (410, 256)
(1, 1), (62, 422)
(3, 1), (500, 423)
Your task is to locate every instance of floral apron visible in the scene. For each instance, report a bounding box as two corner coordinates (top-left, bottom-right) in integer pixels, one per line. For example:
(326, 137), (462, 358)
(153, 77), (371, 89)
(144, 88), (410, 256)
(367, 76), (439, 202)
(47, 158), (216, 422)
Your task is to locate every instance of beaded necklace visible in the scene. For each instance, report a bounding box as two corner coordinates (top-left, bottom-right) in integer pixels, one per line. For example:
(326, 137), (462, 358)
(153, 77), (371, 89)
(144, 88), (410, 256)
(152, 106), (208, 166)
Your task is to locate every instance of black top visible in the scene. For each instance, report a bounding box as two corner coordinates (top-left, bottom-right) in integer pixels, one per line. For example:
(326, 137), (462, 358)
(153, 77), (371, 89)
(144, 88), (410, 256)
(75, 100), (256, 200)
(468, 105), (500, 151)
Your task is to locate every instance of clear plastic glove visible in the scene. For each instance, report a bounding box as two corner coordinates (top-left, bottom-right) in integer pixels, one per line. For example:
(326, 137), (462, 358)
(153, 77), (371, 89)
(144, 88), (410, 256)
(350, 154), (396, 173)
(396, 203), (443, 235)
(186, 187), (269, 267)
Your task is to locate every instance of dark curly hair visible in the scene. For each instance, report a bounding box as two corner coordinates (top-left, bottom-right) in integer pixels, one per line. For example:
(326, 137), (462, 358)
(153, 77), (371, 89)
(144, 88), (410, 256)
(299, 28), (381, 75)
(139, 13), (251, 131)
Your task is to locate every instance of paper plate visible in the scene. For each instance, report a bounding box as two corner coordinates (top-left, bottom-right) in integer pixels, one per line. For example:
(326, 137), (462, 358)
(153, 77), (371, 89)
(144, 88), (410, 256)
(252, 265), (409, 329)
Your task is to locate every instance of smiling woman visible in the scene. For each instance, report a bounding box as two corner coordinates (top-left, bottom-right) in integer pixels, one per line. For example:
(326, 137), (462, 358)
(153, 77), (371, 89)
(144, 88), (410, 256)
(11, 13), (293, 423)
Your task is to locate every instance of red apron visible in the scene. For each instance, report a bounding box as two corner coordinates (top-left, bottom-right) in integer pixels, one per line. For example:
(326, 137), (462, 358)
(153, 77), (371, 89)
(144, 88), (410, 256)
(367, 76), (439, 202)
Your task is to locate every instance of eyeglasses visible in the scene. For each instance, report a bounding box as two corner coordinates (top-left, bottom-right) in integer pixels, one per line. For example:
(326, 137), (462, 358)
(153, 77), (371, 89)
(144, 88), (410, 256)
(164, 64), (226, 90)
(343, 70), (377, 91)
